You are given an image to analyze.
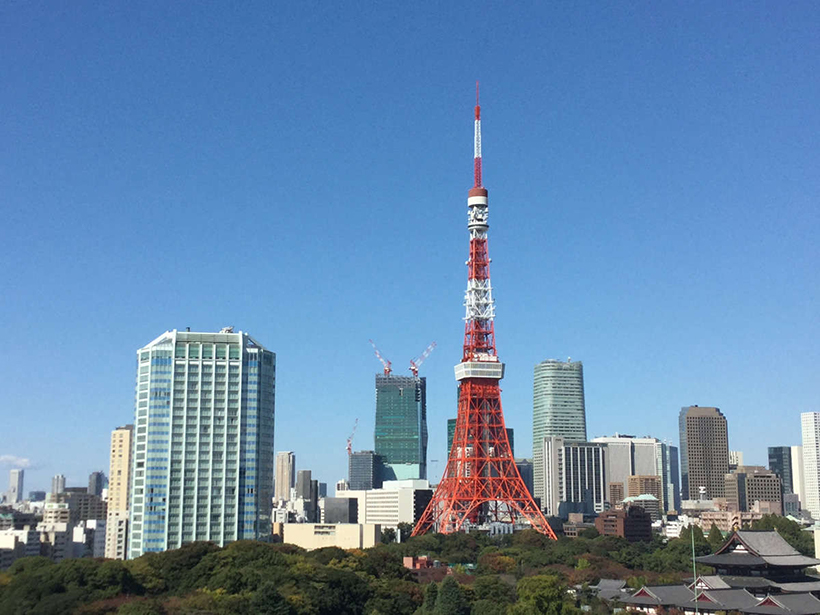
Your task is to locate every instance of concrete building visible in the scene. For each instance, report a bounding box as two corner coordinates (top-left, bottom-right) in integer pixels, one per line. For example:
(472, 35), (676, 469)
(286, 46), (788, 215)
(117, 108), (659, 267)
(792, 445), (805, 510)
(375, 375), (427, 481)
(274, 451), (296, 504)
(724, 467), (782, 514)
(679, 406), (729, 500)
(591, 434), (679, 512)
(128, 328), (276, 558)
(0, 528), (39, 570)
(802, 413), (820, 520)
(43, 502), (71, 524)
(59, 488), (107, 525)
(335, 480), (433, 530)
(37, 522), (74, 563)
(541, 437), (607, 518)
(73, 519), (106, 558)
(88, 472), (106, 497)
(51, 474), (65, 496)
(323, 497), (358, 524)
(515, 459), (534, 498)
(105, 425), (134, 560)
(7, 470), (23, 504)
(729, 451), (744, 472)
(628, 475), (663, 502)
(610, 482), (625, 507)
(622, 494), (661, 522)
(595, 507), (652, 542)
(280, 523), (380, 550)
(533, 360), (586, 507)
(348, 451), (383, 491)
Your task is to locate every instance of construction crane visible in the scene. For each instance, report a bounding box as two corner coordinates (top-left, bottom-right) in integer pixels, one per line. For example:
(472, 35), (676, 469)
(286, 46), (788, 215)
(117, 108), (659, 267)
(369, 339), (392, 376)
(409, 341), (437, 378)
(346, 418), (359, 456)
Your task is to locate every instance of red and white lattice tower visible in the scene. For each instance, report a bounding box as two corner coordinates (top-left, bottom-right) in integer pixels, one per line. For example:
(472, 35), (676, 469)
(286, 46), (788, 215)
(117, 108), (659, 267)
(413, 86), (557, 538)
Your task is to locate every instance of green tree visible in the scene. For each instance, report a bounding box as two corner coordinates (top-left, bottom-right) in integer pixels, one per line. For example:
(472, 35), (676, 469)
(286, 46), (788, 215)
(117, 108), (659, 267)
(250, 582), (296, 615)
(471, 575), (515, 604)
(382, 527), (397, 544)
(434, 577), (469, 615)
(398, 522), (414, 543)
(515, 575), (566, 615)
(707, 524), (724, 552)
(751, 515), (815, 555)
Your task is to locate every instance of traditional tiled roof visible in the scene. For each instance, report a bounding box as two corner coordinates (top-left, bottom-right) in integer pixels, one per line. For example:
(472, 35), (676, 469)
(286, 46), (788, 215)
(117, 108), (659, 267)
(697, 530), (820, 568)
(624, 584), (820, 615)
(592, 579), (627, 590)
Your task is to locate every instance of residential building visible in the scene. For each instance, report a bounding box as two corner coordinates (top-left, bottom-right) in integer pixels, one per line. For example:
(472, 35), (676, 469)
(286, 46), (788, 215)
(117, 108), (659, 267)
(88, 472), (106, 497)
(274, 451), (296, 504)
(0, 528), (39, 570)
(801, 413), (820, 520)
(51, 474), (65, 496)
(128, 328), (276, 558)
(375, 375), (427, 481)
(591, 434), (679, 512)
(73, 519), (106, 558)
(7, 470), (23, 504)
(37, 522), (73, 563)
(59, 488), (107, 525)
(594, 507), (652, 542)
(105, 425), (134, 559)
(792, 445), (805, 510)
(541, 437), (607, 518)
(679, 406), (729, 500)
(533, 359), (586, 505)
(348, 451), (383, 491)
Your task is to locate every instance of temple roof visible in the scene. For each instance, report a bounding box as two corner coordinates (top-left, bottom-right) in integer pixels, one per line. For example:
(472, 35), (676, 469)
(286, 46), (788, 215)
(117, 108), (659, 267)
(696, 530), (820, 568)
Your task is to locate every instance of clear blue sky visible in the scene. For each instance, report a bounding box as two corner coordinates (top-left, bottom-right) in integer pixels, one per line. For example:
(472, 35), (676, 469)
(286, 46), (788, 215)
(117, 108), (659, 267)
(2, 2), (818, 493)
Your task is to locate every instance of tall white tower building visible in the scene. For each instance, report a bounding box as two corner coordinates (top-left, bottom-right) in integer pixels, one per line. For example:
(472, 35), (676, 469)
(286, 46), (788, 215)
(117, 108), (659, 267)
(128, 328), (275, 558)
(274, 451), (296, 504)
(801, 413), (820, 520)
(7, 469), (23, 504)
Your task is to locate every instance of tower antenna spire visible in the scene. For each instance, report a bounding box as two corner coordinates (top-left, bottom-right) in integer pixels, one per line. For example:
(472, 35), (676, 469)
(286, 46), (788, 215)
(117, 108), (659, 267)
(474, 81), (482, 188)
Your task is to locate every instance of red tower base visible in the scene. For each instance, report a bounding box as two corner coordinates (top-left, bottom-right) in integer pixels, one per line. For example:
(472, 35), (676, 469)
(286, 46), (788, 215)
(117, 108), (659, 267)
(412, 379), (557, 538)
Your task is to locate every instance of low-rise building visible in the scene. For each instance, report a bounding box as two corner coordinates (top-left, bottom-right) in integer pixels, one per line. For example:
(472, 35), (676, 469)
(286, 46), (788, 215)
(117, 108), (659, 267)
(622, 494), (661, 522)
(595, 506), (652, 542)
(280, 523), (380, 550)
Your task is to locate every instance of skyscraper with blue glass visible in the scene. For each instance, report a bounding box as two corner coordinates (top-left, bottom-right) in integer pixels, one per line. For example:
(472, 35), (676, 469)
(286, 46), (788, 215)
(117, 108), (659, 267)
(128, 328), (275, 558)
(375, 375), (427, 481)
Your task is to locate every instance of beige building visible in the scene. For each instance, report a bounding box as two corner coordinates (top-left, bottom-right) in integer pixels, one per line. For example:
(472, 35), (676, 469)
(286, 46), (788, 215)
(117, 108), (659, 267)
(627, 475), (663, 501)
(700, 509), (764, 533)
(275, 451), (296, 504)
(724, 466), (782, 514)
(105, 425), (133, 559)
(609, 482), (624, 507)
(280, 523), (380, 550)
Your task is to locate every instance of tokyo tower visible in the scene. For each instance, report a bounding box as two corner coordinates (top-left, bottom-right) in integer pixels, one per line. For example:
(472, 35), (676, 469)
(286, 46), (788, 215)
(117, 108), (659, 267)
(412, 87), (557, 538)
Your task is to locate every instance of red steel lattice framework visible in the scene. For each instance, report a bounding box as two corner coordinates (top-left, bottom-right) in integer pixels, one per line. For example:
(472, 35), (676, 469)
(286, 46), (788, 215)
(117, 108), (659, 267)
(412, 87), (557, 538)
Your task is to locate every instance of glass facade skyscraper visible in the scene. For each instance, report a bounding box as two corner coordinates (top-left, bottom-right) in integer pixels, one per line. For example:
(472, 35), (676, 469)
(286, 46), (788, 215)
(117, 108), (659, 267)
(374, 375), (427, 481)
(128, 328), (275, 558)
(532, 360), (586, 508)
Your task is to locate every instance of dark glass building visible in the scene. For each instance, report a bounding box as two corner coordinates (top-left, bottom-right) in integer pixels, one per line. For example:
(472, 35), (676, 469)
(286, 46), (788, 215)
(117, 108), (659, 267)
(348, 450), (383, 491)
(375, 375), (427, 480)
(768, 446), (794, 494)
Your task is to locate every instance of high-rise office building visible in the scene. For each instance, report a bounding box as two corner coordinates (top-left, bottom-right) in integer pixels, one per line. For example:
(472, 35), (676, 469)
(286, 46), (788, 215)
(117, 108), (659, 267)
(801, 413), (820, 519)
(729, 451), (744, 472)
(7, 469), (23, 504)
(725, 466), (782, 513)
(678, 406), (729, 500)
(106, 425), (134, 559)
(515, 459), (534, 498)
(591, 434), (679, 513)
(533, 360), (586, 506)
(375, 375), (427, 480)
(128, 328), (275, 558)
(541, 437), (607, 518)
(51, 474), (65, 496)
(274, 451), (296, 504)
(628, 475), (663, 501)
(88, 471), (106, 497)
(792, 445), (805, 508)
(769, 446), (794, 495)
(348, 451), (383, 491)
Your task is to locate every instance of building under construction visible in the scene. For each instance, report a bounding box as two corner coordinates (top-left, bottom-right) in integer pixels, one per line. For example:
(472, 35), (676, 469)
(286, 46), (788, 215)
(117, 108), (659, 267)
(375, 375), (428, 481)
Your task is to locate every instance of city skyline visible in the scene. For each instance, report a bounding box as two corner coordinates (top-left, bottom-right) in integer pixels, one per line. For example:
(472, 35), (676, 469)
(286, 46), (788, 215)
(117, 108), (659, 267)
(2, 3), (819, 493)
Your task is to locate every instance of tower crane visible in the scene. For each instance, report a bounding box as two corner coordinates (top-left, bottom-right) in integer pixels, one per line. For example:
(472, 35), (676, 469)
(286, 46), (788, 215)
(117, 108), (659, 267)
(409, 341), (437, 378)
(369, 339), (392, 376)
(346, 418), (358, 456)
